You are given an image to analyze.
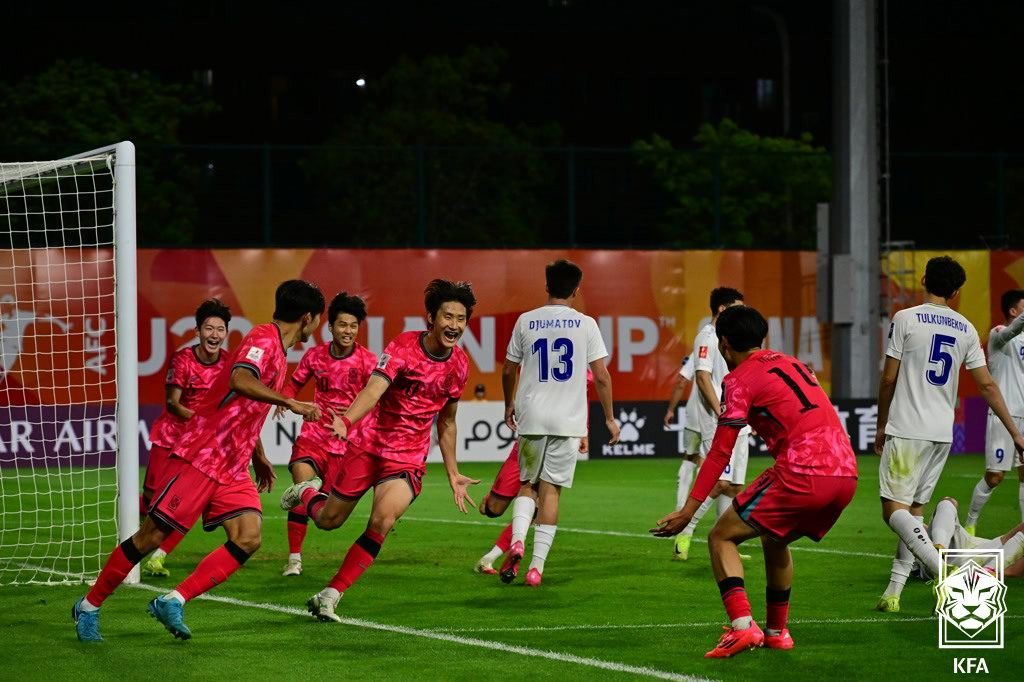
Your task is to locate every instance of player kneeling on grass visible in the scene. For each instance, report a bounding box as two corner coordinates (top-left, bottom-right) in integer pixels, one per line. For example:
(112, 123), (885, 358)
(72, 281), (324, 642)
(141, 299), (232, 578)
(651, 305), (858, 659)
(276, 292), (377, 577)
(279, 280), (480, 622)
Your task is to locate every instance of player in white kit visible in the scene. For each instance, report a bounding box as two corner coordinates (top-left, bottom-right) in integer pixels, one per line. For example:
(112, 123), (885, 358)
(500, 259), (620, 587)
(665, 352), (704, 510)
(672, 288), (752, 561)
(964, 289), (1024, 533)
(874, 256), (1024, 613)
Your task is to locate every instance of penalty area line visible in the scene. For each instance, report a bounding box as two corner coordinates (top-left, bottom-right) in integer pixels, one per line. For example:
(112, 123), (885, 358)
(16, 562), (713, 682)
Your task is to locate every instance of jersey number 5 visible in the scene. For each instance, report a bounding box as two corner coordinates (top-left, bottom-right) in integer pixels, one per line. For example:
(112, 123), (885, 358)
(532, 337), (574, 382)
(926, 334), (957, 386)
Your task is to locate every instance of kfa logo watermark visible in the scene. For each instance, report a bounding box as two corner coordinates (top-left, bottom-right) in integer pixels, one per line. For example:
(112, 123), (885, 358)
(937, 548), (1005, 674)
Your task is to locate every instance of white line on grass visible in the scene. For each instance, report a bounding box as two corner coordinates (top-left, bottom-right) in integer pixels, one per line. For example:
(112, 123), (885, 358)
(18, 562), (713, 682)
(402, 516), (892, 559)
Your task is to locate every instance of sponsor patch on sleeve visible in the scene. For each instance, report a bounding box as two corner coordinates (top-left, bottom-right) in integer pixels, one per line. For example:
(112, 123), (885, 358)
(698, 346), (708, 359)
(245, 346), (264, 363)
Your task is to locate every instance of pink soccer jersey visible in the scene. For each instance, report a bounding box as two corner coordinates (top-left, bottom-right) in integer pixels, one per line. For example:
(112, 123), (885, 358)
(148, 346), (227, 449)
(350, 331), (469, 465)
(173, 323), (289, 484)
(283, 342), (377, 454)
(690, 349), (857, 502)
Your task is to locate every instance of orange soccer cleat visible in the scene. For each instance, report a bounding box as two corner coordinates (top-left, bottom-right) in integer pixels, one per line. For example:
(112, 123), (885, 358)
(763, 628), (794, 650)
(704, 622), (765, 659)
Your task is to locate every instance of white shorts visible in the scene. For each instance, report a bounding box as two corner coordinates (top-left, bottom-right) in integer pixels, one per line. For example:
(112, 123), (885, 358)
(682, 428), (702, 456)
(517, 435), (581, 489)
(699, 429), (749, 485)
(878, 435), (951, 506)
(985, 414), (1024, 472)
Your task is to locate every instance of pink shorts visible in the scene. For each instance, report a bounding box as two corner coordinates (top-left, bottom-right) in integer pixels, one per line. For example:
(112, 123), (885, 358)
(734, 467), (857, 543)
(328, 444), (425, 501)
(288, 437), (343, 480)
(489, 443), (521, 499)
(143, 444), (174, 501)
(149, 456), (262, 533)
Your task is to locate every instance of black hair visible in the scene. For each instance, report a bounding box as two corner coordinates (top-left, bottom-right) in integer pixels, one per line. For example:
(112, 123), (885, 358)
(709, 287), (744, 316)
(273, 280), (326, 323)
(194, 299), (231, 329)
(1000, 289), (1024, 318)
(545, 259), (584, 299)
(328, 291), (368, 325)
(424, 279), (477, 320)
(715, 305), (768, 353)
(923, 256), (967, 299)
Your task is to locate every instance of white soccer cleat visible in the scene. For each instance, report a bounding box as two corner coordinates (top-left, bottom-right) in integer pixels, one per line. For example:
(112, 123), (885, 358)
(280, 477), (322, 511)
(282, 558), (303, 577)
(307, 591), (343, 623)
(474, 558), (498, 575)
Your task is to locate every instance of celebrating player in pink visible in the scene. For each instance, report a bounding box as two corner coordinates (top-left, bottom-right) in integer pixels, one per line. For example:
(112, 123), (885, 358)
(140, 299), (232, 578)
(280, 279), (480, 623)
(651, 305), (858, 659)
(278, 292), (377, 577)
(72, 280), (325, 643)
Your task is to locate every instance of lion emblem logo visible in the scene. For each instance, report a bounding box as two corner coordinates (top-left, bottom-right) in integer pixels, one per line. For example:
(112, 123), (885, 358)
(936, 561), (1007, 638)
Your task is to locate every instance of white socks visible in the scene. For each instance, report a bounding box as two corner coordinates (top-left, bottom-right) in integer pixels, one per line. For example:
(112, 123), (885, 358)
(716, 493), (733, 518)
(996, 531), (1024, 566)
(319, 587), (341, 601)
(732, 615), (753, 630)
(966, 479), (994, 527)
(888, 509), (942, 577)
(288, 552), (301, 562)
(677, 460), (697, 510)
(930, 502), (957, 548)
(882, 537), (915, 598)
(151, 548), (168, 561)
(683, 496), (715, 536)
(164, 590), (185, 605)
(481, 545), (504, 565)
(529, 524), (558, 574)
(80, 597), (100, 612)
(511, 496), (536, 545)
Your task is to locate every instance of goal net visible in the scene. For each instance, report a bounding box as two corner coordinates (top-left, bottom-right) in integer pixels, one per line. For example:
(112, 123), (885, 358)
(0, 142), (139, 585)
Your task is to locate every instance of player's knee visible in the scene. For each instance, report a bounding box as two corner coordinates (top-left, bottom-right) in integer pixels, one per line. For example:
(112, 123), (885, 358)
(939, 496), (959, 508)
(368, 514), (398, 535)
(985, 471), (1005, 487)
(233, 533), (261, 554)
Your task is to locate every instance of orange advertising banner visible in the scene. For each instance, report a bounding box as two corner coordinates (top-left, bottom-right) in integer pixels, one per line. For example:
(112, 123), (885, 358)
(7, 248), (1023, 409)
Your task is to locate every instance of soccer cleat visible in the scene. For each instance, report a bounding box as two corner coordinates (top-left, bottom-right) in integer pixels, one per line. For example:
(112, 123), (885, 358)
(279, 477), (322, 511)
(524, 567), (543, 587)
(307, 592), (343, 623)
(282, 558), (303, 577)
(704, 621), (765, 658)
(474, 558), (498, 575)
(72, 598), (102, 642)
(673, 534), (691, 561)
(142, 554), (170, 577)
(965, 523), (976, 537)
(764, 628), (795, 650)
(874, 595), (900, 613)
(499, 540), (524, 584)
(147, 596), (192, 640)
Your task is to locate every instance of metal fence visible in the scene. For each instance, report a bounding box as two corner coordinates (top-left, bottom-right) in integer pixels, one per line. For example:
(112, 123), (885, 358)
(2, 144), (1019, 249)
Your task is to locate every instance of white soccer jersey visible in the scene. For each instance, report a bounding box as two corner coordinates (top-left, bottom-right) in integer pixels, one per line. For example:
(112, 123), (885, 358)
(692, 323), (729, 440)
(679, 350), (700, 431)
(507, 304), (608, 437)
(885, 303), (986, 443)
(987, 312), (1024, 417)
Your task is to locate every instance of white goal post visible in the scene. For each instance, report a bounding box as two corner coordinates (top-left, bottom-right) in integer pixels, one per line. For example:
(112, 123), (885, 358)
(0, 141), (139, 585)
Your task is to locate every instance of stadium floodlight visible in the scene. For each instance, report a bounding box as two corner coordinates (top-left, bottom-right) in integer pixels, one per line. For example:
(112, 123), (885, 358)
(0, 142), (139, 586)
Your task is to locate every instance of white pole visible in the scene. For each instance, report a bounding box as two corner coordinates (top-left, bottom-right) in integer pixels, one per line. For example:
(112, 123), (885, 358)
(113, 141), (140, 584)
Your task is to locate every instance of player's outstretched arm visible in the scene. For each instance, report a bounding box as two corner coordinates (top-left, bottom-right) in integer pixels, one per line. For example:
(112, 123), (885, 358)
(589, 358), (620, 443)
(990, 311), (1024, 350)
(229, 367), (320, 421)
(437, 400), (480, 513)
(969, 365), (1024, 460)
(501, 359), (520, 429)
(874, 356), (901, 454)
(329, 373), (390, 440)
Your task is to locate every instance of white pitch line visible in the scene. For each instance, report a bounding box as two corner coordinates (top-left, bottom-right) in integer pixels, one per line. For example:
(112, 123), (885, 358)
(17, 562), (713, 682)
(434, 614), (1024, 634)
(402, 515), (892, 559)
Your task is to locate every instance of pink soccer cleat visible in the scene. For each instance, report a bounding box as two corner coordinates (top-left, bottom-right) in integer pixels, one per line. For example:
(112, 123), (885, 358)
(763, 628), (794, 650)
(524, 568), (542, 587)
(499, 541), (524, 584)
(704, 621), (765, 659)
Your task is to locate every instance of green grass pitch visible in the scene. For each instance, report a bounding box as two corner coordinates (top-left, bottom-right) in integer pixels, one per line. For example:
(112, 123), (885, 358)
(2, 455), (1021, 681)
